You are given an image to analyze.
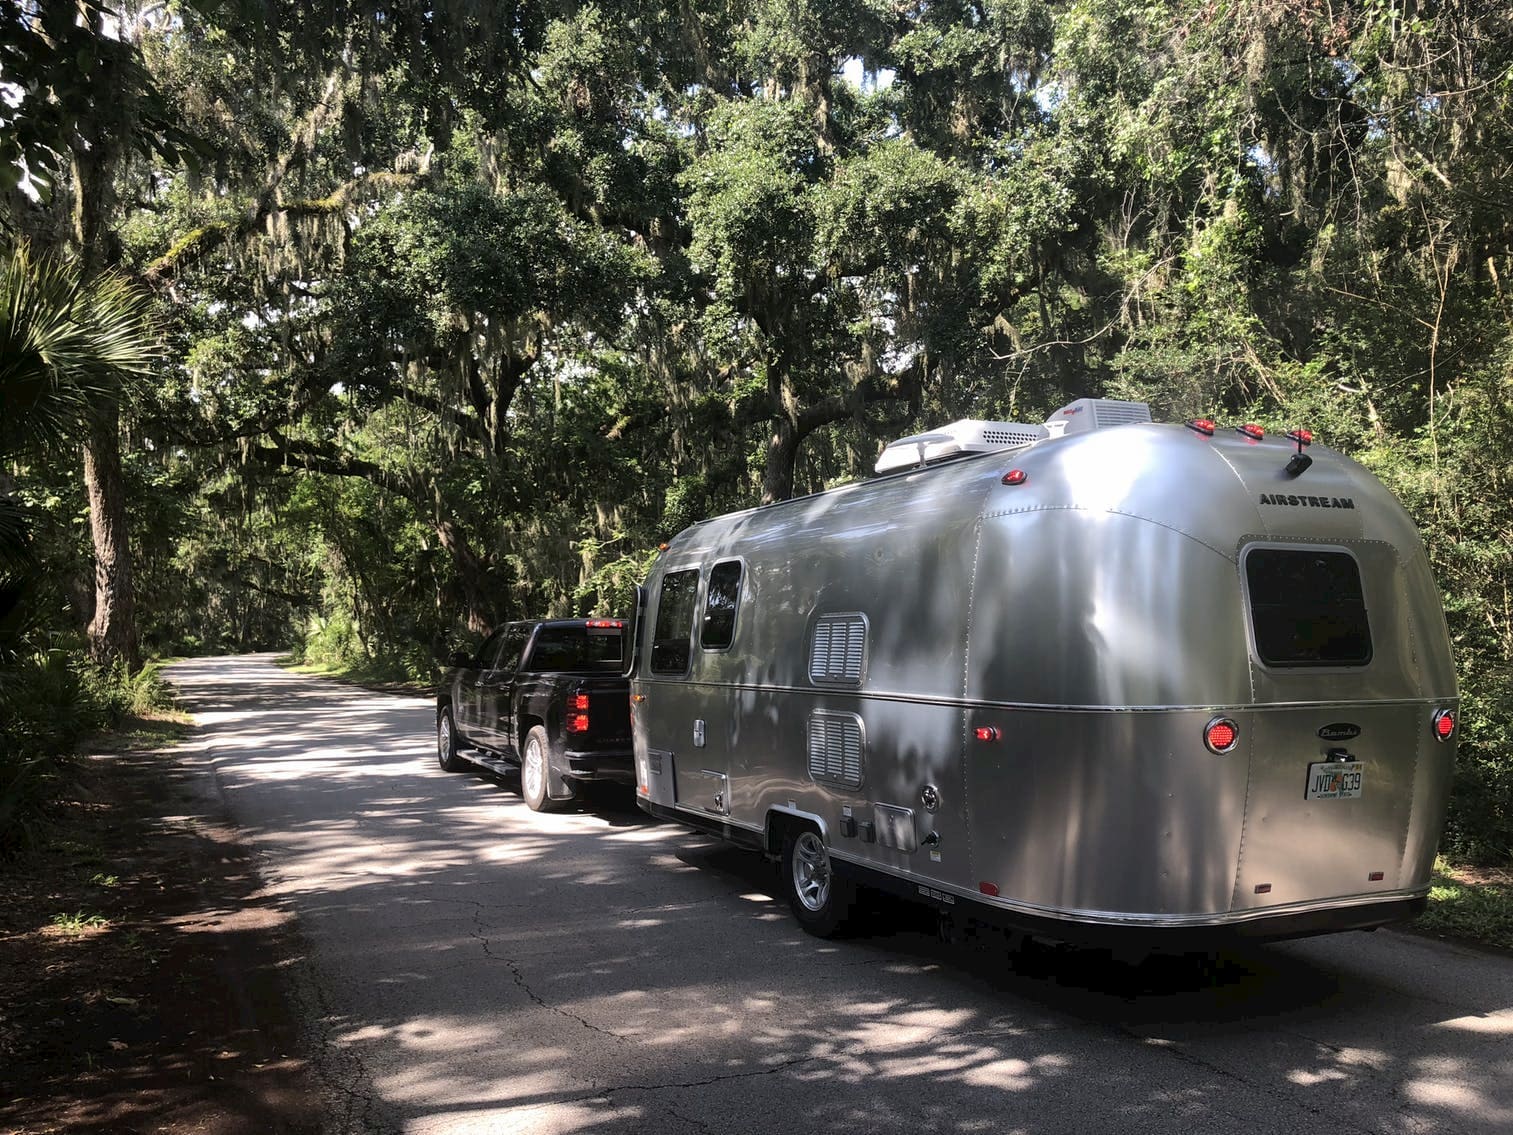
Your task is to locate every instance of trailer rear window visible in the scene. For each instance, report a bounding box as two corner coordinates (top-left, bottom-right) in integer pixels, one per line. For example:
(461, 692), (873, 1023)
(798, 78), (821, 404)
(525, 625), (623, 672)
(1245, 549), (1372, 667)
(651, 569), (699, 674)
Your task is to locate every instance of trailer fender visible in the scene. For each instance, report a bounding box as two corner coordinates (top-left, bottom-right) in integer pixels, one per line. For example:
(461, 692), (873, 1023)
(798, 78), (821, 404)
(764, 806), (829, 857)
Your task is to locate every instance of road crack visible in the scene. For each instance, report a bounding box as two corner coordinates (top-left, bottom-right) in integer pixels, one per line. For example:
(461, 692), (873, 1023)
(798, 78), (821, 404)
(469, 905), (630, 1043)
(559, 1053), (819, 1106)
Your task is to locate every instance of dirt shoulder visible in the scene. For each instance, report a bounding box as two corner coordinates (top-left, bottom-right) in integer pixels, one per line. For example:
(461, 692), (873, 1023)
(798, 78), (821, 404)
(0, 720), (322, 1135)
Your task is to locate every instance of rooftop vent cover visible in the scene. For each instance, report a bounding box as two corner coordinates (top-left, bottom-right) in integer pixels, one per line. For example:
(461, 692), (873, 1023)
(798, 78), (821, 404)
(875, 419), (1047, 474)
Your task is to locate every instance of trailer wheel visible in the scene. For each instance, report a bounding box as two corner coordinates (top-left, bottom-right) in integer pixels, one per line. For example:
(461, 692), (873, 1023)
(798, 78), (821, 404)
(781, 828), (855, 938)
(437, 706), (467, 772)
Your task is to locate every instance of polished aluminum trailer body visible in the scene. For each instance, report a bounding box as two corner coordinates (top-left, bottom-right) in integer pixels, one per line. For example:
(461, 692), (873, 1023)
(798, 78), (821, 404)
(630, 420), (1458, 939)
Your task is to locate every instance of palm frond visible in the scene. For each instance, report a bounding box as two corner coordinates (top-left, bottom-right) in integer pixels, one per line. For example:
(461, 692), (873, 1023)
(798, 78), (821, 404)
(0, 243), (160, 459)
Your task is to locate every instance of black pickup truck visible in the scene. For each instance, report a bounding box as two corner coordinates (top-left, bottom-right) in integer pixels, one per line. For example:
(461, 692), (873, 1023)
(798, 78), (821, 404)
(435, 618), (632, 811)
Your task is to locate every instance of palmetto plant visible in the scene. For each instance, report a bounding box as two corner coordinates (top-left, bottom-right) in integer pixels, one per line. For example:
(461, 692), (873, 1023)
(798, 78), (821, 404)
(0, 243), (158, 463)
(0, 244), (157, 756)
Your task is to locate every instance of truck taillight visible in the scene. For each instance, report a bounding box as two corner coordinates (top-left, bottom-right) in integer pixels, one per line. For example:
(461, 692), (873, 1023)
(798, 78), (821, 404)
(567, 691), (590, 734)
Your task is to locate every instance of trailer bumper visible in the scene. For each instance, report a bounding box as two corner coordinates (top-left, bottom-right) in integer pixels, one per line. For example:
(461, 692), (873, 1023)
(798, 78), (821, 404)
(826, 854), (1429, 948)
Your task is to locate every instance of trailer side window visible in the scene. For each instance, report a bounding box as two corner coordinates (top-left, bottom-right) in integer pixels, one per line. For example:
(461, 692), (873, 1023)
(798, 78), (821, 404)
(701, 560), (742, 650)
(651, 569), (699, 674)
(1245, 549), (1372, 667)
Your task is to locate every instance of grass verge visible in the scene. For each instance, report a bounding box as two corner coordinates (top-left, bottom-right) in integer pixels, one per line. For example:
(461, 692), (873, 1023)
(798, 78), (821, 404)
(279, 654), (434, 695)
(1411, 858), (1513, 952)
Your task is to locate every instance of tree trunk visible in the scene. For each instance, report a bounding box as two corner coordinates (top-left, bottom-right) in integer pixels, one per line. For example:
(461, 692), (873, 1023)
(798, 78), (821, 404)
(71, 29), (136, 668)
(761, 417), (800, 504)
(84, 389), (137, 666)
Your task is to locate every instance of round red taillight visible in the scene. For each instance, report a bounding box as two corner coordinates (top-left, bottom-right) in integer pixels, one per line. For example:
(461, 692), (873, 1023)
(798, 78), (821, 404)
(1432, 709), (1456, 742)
(1204, 717), (1239, 754)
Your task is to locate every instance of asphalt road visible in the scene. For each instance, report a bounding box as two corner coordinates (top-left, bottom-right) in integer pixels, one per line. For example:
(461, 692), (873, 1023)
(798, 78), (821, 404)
(165, 655), (1513, 1135)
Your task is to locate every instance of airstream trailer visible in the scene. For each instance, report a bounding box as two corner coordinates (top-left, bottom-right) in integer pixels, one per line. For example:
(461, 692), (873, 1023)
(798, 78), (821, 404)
(629, 399), (1459, 944)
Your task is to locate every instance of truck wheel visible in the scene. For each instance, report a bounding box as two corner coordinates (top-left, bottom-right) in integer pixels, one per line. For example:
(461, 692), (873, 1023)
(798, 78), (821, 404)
(781, 828), (855, 938)
(437, 706), (467, 772)
(521, 726), (571, 812)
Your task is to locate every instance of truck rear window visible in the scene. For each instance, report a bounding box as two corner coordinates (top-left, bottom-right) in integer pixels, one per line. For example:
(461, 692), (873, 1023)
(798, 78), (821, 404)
(1245, 548), (1372, 667)
(525, 626), (624, 672)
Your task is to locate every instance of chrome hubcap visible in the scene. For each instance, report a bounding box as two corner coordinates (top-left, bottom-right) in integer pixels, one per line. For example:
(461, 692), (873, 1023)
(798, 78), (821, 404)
(792, 832), (831, 913)
(523, 740), (543, 800)
(437, 717), (450, 764)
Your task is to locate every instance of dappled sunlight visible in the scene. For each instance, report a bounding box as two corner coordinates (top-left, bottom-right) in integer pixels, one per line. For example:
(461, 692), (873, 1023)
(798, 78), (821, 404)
(161, 656), (1513, 1134)
(1434, 1007), (1513, 1035)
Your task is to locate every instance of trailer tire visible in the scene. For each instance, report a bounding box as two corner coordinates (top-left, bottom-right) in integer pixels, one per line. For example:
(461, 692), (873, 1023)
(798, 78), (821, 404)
(781, 828), (855, 938)
(437, 706), (467, 772)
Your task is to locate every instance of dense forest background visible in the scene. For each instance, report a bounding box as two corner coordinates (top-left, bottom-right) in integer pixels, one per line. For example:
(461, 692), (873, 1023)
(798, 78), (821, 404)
(2, 0), (1510, 860)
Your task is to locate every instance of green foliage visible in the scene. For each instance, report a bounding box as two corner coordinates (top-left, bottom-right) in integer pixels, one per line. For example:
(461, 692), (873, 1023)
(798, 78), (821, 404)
(50, 911), (110, 935)
(4, 0), (1513, 864)
(0, 245), (158, 459)
(0, 654), (176, 858)
(1415, 862), (1513, 952)
(0, 654), (175, 760)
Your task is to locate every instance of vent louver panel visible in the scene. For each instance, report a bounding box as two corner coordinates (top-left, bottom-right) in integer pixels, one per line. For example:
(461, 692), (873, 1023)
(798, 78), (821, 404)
(981, 426), (1043, 446)
(809, 614), (867, 685)
(808, 713), (864, 788)
(1091, 400), (1153, 428)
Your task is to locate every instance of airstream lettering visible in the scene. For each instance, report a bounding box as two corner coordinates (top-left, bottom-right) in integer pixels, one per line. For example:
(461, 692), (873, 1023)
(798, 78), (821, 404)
(629, 400), (1459, 945)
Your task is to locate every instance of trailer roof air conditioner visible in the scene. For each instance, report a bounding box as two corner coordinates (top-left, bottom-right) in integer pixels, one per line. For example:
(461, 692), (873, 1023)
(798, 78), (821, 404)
(874, 419), (1048, 475)
(1043, 398), (1152, 437)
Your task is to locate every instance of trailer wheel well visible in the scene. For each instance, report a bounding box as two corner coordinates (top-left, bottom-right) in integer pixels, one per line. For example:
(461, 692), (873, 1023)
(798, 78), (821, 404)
(764, 810), (815, 859)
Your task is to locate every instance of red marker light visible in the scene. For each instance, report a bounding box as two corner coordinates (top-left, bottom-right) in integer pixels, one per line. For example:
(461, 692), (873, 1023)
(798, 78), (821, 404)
(1286, 428), (1313, 447)
(586, 619), (624, 629)
(979, 881), (1000, 897)
(1237, 423), (1264, 441)
(974, 725), (1001, 742)
(1432, 709), (1456, 742)
(1001, 469), (1028, 486)
(1186, 419), (1216, 437)
(1204, 717), (1239, 754)
(1254, 883), (1272, 895)
(1368, 871), (1385, 882)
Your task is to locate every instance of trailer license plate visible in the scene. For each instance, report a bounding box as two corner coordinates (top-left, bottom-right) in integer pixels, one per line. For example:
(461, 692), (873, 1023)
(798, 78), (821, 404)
(1306, 761), (1364, 800)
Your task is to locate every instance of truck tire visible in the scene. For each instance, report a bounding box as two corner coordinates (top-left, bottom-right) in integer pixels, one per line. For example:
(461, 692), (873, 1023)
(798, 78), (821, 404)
(520, 725), (574, 812)
(437, 706), (467, 772)
(781, 828), (856, 938)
